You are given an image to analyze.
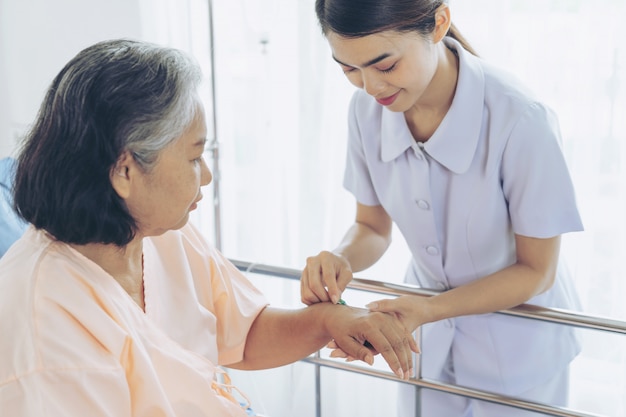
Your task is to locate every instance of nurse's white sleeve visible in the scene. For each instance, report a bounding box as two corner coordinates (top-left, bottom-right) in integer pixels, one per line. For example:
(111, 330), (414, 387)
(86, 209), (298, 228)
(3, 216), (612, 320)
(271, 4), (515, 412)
(501, 102), (583, 237)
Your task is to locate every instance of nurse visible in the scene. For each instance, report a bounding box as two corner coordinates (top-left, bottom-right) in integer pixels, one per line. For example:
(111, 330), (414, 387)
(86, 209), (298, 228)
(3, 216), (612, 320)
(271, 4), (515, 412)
(300, 1), (584, 416)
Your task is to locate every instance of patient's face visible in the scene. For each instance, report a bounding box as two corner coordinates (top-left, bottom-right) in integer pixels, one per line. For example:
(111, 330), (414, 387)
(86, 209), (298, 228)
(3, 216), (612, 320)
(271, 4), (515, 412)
(126, 102), (212, 237)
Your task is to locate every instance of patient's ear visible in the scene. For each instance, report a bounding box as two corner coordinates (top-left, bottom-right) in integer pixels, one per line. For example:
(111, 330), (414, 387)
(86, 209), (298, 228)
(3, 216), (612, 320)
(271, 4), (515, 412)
(110, 151), (135, 199)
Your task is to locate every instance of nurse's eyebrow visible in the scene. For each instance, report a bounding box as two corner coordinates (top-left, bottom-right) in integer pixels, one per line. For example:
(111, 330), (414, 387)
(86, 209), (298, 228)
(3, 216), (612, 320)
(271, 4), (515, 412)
(332, 53), (392, 68)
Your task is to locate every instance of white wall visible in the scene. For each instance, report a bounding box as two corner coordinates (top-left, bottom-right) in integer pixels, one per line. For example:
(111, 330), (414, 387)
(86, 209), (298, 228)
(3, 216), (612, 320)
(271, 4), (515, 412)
(0, 0), (143, 158)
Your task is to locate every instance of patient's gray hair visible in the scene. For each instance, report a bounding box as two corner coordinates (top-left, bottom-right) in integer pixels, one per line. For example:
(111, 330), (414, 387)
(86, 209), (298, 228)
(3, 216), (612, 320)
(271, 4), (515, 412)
(56, 38), (202, 170)
(14, 39), (204, 245)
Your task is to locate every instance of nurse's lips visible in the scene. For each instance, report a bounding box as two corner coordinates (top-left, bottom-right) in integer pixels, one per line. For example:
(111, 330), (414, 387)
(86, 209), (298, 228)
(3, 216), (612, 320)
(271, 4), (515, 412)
(375, 91), (400, 106)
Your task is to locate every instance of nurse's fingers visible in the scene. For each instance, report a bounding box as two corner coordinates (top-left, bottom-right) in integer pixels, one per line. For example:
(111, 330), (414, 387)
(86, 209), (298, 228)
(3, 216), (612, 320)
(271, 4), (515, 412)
(320, 259), (342, 304)
(319, 252), (352, 304)
(335, 267), (352, 300)
(366, 295), (424, 336)
(301, 256), (331, 305)
(302, 251), (352, 305)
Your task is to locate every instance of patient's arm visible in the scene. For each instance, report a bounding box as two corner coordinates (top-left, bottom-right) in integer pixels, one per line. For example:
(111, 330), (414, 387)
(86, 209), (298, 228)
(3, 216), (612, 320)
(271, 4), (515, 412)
(227, 303), (418, 380)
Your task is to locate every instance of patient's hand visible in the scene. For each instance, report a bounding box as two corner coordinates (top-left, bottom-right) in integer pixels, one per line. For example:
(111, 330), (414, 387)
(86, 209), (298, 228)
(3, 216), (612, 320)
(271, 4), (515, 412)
(323, 305), (419, 380)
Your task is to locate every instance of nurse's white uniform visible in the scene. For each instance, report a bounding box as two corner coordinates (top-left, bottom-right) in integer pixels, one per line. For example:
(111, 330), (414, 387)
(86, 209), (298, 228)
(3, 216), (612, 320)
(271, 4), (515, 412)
(343, 37), (583, 416)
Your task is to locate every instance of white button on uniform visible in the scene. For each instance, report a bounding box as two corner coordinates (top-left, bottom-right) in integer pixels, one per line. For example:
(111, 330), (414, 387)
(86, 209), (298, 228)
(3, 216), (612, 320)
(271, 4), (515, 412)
(416, 199), (430, 210)
(426, 246), (439, 256)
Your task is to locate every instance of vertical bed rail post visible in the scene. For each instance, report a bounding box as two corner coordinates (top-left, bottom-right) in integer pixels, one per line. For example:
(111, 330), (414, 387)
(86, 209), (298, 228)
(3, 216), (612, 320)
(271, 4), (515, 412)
(206, 0), (222, 251)
(315, 350), (322, 417)
(415, 328), (422, 417)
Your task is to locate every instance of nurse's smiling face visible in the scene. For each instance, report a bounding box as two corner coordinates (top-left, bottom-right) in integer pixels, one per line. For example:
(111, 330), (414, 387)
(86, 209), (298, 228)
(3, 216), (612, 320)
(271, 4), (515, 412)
(327, 30), (440, 113)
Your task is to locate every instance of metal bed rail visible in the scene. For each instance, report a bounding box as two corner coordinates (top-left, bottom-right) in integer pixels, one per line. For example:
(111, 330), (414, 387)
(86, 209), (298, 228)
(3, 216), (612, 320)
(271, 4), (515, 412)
(231, 259), (626, 417)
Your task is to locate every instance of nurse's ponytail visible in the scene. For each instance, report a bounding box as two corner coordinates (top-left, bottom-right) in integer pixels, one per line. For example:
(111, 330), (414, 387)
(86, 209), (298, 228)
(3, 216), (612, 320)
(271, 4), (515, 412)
(447, 22), (479, 56)
(315, 0), (478, 56)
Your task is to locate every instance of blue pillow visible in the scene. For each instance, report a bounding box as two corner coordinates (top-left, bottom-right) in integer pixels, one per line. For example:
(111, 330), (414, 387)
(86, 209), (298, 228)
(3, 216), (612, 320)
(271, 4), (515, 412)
(0, 157), (27, 258)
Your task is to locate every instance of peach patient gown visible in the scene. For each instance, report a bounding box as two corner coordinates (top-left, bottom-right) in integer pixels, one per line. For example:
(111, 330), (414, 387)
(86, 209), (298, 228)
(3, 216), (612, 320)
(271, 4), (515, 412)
(0, 222), (269, 416)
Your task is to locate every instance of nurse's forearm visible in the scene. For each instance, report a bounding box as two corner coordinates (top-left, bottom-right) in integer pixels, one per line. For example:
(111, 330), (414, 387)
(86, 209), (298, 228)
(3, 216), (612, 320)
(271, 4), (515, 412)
(422, 234), (560, 324)
(425, 263), (555, 323)
(333, 222), (390, 273)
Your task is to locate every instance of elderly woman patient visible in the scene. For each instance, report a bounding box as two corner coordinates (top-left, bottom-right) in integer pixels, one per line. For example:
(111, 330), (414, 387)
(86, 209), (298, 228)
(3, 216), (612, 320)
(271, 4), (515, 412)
(0, 39), (418, 416)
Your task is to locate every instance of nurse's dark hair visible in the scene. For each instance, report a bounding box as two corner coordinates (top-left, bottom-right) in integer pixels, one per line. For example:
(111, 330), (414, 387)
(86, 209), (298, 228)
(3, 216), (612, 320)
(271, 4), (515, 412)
(315, 0), (478, 56)
(13, 38), (202, 246)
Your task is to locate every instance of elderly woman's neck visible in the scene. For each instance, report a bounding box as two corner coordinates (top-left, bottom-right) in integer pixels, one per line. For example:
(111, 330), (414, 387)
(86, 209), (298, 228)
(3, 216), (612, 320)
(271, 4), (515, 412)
(71, 238), (146, 310)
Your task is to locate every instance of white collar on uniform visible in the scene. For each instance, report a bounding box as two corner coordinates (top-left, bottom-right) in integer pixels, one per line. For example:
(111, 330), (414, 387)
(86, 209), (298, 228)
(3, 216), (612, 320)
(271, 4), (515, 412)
(380, 37), (485, 174)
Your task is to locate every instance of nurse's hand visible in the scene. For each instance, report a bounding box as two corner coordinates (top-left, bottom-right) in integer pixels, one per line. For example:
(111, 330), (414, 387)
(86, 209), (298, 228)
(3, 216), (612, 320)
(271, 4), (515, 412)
(301, 251), (353, 305)
(366, 295), (431, 334)
(327, 304), (419, 380)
